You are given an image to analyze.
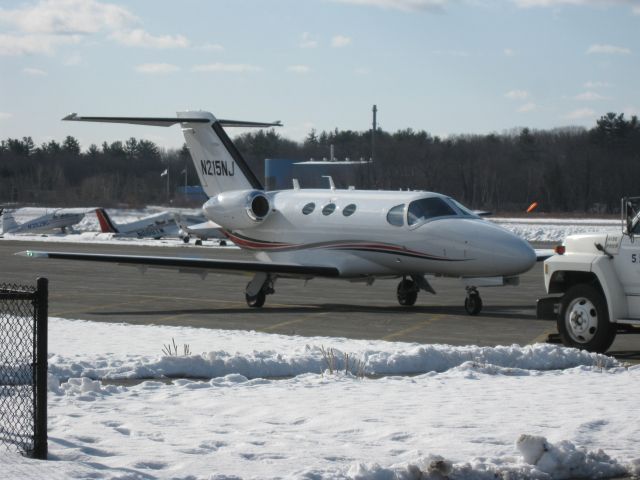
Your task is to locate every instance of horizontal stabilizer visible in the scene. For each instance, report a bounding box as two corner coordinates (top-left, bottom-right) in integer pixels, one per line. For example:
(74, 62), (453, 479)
(62, 114), (281, 128)
(16, 251), (340, 278)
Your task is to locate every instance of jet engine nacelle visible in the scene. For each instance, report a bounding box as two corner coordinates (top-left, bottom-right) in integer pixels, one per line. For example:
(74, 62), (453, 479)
(203, 190), (271, 229)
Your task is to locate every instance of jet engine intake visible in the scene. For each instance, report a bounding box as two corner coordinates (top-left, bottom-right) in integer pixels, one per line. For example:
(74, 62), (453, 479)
(203, 190), (272, 229)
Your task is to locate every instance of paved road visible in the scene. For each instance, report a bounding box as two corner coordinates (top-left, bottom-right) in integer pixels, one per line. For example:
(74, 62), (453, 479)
(1, 239), (638, 360)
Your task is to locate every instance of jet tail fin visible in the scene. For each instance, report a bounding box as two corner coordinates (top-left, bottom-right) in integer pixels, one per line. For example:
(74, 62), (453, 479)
(63, 112), (281, 197)
(0, 209), (19, 234)
(95, 208), (119, 233)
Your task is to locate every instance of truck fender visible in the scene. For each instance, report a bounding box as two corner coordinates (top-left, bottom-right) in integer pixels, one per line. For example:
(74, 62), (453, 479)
(591, 255), (627, 322)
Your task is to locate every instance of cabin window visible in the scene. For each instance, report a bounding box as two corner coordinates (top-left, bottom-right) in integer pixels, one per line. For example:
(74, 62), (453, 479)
(407, 197), (457, 226)
(322, 203), (336, 216)
(302, 202), (315, 215)
(343, 204), (357, 217)
(386, 204), (405, 227)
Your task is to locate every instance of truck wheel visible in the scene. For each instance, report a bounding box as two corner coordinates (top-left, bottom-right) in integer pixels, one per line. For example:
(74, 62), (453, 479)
(558, 284), (616, 353)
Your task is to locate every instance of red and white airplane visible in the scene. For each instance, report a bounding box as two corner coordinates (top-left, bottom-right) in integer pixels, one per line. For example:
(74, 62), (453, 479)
(19, 111), (539, 314)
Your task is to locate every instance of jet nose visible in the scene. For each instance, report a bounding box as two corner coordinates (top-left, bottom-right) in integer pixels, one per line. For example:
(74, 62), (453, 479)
(495, 232), (536, 276)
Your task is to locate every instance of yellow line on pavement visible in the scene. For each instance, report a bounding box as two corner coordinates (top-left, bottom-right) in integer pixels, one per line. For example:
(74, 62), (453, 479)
(382, 315), (442, 341)
(529, 328), (556, 345)
(263, 311), (327, 332)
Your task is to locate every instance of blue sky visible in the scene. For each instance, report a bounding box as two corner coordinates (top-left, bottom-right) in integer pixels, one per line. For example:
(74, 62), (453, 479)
(1, 0), (639, 150)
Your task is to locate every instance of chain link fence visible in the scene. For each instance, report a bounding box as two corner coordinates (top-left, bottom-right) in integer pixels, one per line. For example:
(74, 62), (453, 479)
(0, 278), (48, 459)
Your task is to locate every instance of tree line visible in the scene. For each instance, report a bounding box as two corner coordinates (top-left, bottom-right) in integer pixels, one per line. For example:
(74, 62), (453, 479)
(1, 112), (639, 213)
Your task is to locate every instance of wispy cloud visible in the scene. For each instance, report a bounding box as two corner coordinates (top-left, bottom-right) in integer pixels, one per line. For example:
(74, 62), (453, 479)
(432, 49), (470, 57)
(515, 0), (636, 9)
(517, 102), (537, 113)
(299, 32), (318, 49)
(354, 67), (371, 75)
(192, 63), (262, 73)
(586, 44), (631, 55)
(573, 91), (608, 101)
(332, 0), (448, 12)
(199, 43), (224, 51)
(0, 112), (12, 120)
(0, 32), (81, 55)
(23, 67), (47, 76)
(565, 108), (596, 120)
(111, 29), (189, 48)
(505, 90), (530, 100)
(584, 80), (611, 89)
(135, 63), (180, 74)
(503, 48), (516, 56)
(0, 0), (135, 34)
(287, 65), (311, 74)
(0, 0), (190, 55)
(331, 35), (352, 47)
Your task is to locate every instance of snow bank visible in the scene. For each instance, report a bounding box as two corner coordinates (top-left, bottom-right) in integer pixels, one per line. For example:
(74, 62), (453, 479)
(2, 318), (636, 480)
(344, 435), (630, 479)
(48, 318), (618, 380)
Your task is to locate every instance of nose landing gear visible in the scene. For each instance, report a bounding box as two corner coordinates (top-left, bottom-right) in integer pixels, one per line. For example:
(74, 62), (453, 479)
(464, 287), (483, 315)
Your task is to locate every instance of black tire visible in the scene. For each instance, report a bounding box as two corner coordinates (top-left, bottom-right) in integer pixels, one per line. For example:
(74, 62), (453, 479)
(182, 236), (190, 244)
(558, 284), (615, 353)
(246, 290), (266, 308)
(195, 239), (203, 246)
(464, 293), (483, 315)
(397, 279), (418, 306)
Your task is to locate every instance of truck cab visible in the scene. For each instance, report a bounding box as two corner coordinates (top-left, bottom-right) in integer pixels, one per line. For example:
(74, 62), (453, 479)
(539, 197), (640, 352)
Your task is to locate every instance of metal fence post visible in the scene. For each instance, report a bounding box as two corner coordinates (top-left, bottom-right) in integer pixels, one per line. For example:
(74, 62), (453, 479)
(33, 277), (48, 460)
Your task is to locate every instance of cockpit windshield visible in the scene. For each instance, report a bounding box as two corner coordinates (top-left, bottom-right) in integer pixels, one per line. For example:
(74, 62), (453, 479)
(407, 197), (457, 226)
(446, 198), (478, 217)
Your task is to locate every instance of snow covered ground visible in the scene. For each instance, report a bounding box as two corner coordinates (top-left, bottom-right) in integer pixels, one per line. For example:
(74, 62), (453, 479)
(2, 318), (640, 479)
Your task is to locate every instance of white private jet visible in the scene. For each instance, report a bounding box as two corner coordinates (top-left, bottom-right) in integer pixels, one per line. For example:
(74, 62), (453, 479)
(1, 207), (87, 235)
(18, 111), (540, 314)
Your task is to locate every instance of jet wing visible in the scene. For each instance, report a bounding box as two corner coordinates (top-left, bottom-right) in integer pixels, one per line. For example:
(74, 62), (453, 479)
(16, 250), (340, 278)
(535, 249), (554, 261)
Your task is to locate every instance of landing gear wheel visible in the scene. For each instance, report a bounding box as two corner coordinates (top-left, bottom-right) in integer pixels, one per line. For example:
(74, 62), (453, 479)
(558, 284), (616, 353)
(195, 239), (203, 246)
(182, 236), (190, 244)
(245, 290), (266, 308)
(464, 292), (482, 315)
(397, 279), (418, 306)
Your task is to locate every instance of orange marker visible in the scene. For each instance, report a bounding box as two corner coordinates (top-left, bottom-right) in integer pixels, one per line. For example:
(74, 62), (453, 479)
(526, 201), (538, 213)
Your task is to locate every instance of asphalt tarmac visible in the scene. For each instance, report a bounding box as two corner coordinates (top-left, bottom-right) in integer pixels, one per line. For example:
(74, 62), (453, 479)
(1, 239), (638, 361)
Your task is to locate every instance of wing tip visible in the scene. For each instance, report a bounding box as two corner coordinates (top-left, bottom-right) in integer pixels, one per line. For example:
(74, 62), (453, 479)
(15, 250), (49, 258)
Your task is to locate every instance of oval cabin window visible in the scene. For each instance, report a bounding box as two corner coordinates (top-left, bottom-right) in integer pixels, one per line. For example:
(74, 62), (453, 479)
(322, 203), (336, 216)
(302, 202), (315, 215)
(386, 204), (405, 226)
(343, 204), (357, 217)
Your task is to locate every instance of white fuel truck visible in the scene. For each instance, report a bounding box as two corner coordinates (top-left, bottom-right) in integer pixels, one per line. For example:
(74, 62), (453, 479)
(538, 197), (640, 352)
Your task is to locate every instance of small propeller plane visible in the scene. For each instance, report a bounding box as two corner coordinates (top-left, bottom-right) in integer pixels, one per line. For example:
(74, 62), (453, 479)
(1, 207), (87, 235)
(95, 208), (203, 240)
(18, 111), (540, 314)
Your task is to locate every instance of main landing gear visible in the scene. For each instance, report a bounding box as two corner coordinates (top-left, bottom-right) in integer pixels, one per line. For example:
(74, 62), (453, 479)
(395, 276), (483, 315)
(464, 287), (483, 315)
(245, 272), (275, 308)
(397, 278), (419, 306)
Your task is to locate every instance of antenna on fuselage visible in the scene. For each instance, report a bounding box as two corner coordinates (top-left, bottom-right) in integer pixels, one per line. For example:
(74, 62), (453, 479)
(322, 175), (336, 190)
